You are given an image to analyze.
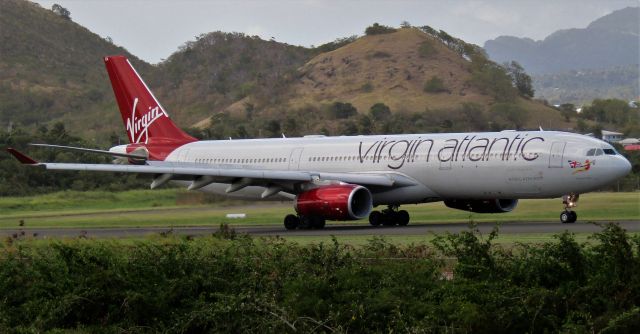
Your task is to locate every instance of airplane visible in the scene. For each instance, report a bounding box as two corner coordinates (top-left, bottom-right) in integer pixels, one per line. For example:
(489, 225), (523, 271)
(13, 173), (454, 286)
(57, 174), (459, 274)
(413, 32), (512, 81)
(7, 56), (632, 228)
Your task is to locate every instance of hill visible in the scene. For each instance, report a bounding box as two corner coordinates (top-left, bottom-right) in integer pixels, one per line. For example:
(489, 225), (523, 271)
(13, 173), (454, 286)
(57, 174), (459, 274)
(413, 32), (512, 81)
(148, 31), (313, 127)
(533, 65), (640, 105)
(204, 27), (563, 135)
(483, 7), (639, 75)
(1, 1), (564, 141)
(0, 0), (151, 141)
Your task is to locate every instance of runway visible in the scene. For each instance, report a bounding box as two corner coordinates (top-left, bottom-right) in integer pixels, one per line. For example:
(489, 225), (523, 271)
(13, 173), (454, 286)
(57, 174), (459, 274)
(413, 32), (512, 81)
(1, 220), (639, 239)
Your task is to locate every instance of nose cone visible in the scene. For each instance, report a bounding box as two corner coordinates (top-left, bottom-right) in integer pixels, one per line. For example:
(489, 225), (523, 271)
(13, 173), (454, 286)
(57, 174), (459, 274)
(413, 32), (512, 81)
(616, 156), (632, 179)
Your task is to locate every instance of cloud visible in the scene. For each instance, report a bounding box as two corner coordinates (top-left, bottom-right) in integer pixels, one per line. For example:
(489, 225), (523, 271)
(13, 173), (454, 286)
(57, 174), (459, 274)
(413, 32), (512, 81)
(451, 1), (521, 26)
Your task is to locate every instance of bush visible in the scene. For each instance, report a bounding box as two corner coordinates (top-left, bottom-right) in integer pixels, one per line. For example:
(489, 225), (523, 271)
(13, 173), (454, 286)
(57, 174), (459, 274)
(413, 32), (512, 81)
(418, 40), (437, 58)
(365, 23), (397, 36)
(423, 76), (448, 93)
(327, 102), (357, 119)
(361, 82), (374, 92)
(1, 224), (639, 332)
(368, 51), (391, 59)
(369, 103), (391, 120)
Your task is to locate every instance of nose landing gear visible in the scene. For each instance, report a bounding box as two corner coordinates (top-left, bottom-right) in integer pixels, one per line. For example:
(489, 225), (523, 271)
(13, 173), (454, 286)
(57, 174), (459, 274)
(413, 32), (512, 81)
(560, 194), (579, 224)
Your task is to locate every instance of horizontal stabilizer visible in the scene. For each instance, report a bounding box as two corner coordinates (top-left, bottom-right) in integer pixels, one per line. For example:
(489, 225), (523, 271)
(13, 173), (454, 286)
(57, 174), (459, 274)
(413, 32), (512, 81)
(6, 148), (38, 165)
(29, 143), (147, 160)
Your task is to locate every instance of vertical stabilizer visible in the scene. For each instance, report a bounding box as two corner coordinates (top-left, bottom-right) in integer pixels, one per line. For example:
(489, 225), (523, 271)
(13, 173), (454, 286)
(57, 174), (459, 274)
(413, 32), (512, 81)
(104, 56), (195, 145)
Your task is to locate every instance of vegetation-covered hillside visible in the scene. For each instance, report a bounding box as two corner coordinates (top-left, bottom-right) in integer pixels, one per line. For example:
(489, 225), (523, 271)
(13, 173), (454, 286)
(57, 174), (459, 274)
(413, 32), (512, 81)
(195, 26), (564, 139)
(149, 32), (314, 127)
(0, 0), (151, 142)
(484, 7), (639, 104)
(533, 65), (639, 106)
(0, 1), (565, 142)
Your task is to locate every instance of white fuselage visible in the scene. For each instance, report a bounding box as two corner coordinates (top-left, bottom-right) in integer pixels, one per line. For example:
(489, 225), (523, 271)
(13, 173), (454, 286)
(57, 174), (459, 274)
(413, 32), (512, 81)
(162, 131), (631, 204)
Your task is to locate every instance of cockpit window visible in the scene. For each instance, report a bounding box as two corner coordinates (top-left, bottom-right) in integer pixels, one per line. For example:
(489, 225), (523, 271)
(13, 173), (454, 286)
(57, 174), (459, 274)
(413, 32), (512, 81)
(586, 148), (596, 156)
(595, 148), (604, 156)
(603, 148), (616, 155)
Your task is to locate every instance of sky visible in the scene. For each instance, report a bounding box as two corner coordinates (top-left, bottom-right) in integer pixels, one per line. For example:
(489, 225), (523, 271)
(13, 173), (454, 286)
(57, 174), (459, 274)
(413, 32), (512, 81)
(33, 0), (638, 64)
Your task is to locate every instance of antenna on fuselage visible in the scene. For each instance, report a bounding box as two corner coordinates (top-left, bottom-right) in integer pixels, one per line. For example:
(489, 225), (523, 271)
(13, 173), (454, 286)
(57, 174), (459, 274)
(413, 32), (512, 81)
(539, 126), (544, 131)
(282, 133), (286, 138)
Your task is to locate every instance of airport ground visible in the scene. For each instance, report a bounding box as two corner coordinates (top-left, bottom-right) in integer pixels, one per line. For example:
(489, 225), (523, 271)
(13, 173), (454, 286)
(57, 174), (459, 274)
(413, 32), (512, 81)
(0, 189), (637, 244)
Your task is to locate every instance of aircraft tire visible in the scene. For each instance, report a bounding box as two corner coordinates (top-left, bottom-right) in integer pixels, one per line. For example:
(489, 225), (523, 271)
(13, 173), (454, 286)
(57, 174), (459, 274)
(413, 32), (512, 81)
(369, 211), (382, 226)
(312, 216), (326, 229)
(382, 212), (397, 226)
(560, 211), (577, 224)
(284, 214), (300, 230)
(397, 210), (410, 226)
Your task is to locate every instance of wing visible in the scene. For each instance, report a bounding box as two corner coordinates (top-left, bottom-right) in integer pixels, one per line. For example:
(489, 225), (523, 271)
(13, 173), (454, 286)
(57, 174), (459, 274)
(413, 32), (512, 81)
(7, 148), (416, 196)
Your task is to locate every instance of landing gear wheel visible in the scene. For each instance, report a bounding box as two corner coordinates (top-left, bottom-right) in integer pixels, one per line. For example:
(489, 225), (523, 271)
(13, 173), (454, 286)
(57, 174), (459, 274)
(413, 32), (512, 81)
(560, 211), (577, 224)
(369, 211), (382, 226)
(382, 212), (397, 226)
(284, 214), (300, 230)
(311, 216), (326, 229)
(397, 210), (410, 226)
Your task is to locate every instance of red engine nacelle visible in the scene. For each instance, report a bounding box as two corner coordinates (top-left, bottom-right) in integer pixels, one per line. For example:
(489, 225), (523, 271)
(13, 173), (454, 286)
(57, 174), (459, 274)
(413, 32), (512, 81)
(295, 184), (373, 221)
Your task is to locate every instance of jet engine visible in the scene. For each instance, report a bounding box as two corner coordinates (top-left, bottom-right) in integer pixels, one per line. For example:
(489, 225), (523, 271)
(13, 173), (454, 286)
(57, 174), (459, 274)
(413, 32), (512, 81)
(444, 199), (518, 213)
(295, 184), (373, 220)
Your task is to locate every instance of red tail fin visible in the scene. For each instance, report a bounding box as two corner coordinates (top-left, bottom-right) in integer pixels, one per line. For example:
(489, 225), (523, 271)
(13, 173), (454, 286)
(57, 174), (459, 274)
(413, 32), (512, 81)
(104, 56), (195, 145)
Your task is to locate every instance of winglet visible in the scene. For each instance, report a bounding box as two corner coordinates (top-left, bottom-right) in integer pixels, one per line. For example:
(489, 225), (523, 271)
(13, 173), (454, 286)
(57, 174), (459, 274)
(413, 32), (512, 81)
(6, 148), (38, 164)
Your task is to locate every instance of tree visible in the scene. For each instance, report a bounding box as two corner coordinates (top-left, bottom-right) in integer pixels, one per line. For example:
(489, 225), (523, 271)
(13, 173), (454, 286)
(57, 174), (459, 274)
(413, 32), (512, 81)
(471, 62), (517, 102)
(400, 21), (412, 28)
(491, 103), (529, 129)
(327, 102), (357, 119)
(365, 23), (397, 35)
(559, 103), (575, 122)
(460, 103), (487, 130)
(369, 103), (391, 120)
(581, 99), (635, 125)
(51, 4), (71, 20)
(504, 61), (534, 98)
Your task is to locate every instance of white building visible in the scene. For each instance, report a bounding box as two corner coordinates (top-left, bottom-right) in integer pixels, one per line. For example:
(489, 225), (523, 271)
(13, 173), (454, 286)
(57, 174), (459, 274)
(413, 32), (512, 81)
(601, 130), (624, 143)
(619, 138), (640, 145)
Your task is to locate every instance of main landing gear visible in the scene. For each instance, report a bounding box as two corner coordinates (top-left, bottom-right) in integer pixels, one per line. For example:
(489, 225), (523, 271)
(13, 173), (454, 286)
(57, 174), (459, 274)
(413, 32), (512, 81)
(284, 214), (326, 230)
(369, 206), (410, 227)
(560, 194), (579, 224)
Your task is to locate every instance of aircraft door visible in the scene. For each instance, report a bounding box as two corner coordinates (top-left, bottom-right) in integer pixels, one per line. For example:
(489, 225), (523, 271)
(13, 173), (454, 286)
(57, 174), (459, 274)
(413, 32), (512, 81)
(439, 158), (452, 170)
(178, 149), (190, 162)
(288, 148), (304, 170)
(548, 142), (565, 168)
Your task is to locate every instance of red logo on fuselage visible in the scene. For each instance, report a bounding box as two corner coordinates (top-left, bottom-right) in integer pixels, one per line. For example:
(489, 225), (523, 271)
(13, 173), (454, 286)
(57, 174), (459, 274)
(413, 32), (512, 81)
(568, 159), (593, 174)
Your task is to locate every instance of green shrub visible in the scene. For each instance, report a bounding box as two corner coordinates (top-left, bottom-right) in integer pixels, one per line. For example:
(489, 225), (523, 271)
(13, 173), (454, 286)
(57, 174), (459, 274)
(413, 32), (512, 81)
(361, 82), (374, 92)
(423, 76), (448, 93)
(1, 222), (639, 332)
(364, 23), (397, 35)
(418, 40), (437, 58)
